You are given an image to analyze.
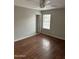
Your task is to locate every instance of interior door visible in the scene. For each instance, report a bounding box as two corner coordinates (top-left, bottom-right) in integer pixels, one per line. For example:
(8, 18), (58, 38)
(36, 15), (42, 33)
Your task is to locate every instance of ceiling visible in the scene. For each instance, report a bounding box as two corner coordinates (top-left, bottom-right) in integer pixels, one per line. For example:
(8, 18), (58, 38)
(14, 0), (65, 10)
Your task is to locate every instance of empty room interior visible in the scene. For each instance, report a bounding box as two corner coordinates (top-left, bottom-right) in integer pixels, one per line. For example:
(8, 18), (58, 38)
(14, 0), (65, 59)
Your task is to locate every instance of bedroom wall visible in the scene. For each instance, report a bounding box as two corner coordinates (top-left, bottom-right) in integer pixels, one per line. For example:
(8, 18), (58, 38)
(41, 8), (65, 39)
(14, 6), (41, 40)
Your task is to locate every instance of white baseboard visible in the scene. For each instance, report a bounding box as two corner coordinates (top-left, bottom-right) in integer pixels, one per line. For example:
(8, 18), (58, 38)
(14, 33), (37, 42)
(41, 32), (65, 40)
(14, 33), (65, 42)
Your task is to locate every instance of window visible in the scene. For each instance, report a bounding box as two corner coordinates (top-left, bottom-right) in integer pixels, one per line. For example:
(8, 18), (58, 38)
(43, 14), (51, 29)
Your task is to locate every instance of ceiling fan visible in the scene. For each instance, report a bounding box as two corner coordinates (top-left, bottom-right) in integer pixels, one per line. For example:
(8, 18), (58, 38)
(40, 0), (51, 8)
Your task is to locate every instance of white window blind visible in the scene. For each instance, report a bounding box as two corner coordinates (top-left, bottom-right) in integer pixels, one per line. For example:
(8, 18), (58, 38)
(43, 14), (51, 29)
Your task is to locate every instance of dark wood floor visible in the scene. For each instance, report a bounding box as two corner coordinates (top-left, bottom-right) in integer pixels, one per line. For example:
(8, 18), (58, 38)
(14, 34), (65, 59)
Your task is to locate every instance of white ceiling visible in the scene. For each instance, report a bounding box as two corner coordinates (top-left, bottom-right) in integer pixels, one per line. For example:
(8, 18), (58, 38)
(14, 0), (65, 10)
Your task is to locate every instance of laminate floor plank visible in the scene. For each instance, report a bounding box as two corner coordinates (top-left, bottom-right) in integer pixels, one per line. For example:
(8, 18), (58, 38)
(14, 34), (65, 59)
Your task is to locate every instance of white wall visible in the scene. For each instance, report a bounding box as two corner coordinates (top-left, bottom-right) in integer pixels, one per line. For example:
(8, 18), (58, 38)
(41, 8), (65, 39)
(14, 6), (40, 40)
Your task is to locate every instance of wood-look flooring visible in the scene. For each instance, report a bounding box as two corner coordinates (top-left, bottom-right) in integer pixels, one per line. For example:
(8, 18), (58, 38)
(14, 34), (65, 59)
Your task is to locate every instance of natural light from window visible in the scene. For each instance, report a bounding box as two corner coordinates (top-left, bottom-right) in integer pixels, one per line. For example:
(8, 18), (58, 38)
(43, 14), (51, 29)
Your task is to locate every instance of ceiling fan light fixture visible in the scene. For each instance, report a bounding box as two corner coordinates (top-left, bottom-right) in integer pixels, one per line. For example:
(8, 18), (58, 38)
(46, 0), (50, 4)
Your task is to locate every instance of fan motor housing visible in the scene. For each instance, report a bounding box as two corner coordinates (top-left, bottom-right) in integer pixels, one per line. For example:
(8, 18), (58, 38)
(40, 0), (45, 8)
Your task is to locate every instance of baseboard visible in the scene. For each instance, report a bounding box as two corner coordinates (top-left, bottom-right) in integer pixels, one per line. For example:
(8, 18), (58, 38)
(14, 32), (65, 42)
(14, 33), (37, 42)
(41, 32), (65, 40)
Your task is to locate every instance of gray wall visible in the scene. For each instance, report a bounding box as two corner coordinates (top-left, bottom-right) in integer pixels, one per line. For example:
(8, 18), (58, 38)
(14, 6), (40, 40)
(14, 6), (65, 40)
(41, 8), (65, 39)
